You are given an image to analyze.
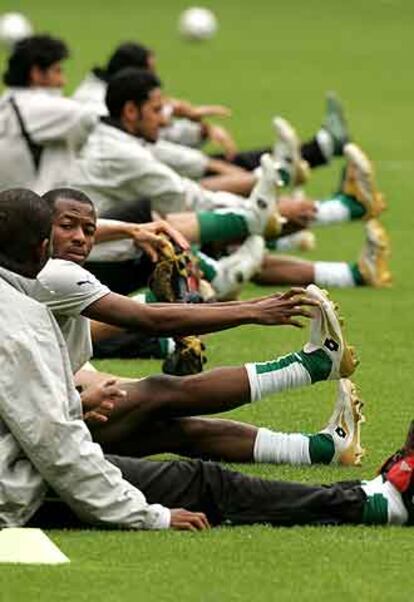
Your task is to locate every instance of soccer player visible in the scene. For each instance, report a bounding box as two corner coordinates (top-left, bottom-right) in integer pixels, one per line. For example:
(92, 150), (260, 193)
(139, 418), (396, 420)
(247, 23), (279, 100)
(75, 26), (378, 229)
(69, 67), (391, 293)
(73, 40), (239, 161)
(72, 41), (349, 171)
(0, 189), (412, 531)
(0, 34), (97, 192)
(69, 67), (289, 218)
(30, 187), (365, 469)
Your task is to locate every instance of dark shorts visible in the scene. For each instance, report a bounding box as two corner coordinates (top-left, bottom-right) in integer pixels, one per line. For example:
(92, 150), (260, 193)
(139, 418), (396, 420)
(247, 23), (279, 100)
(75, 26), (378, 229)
(101, 197), (153, 224)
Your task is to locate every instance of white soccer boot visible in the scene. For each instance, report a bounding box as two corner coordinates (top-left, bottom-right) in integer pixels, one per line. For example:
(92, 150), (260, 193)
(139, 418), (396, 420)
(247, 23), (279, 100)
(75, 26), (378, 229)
(358, 219), (392, 287)
(342, 143), (386, 219)
(212, 235), (265, 300)
(320, 378), (365, 466)
(275, 229), (316, 252)
(273, 116), (310, 186)
(304, 284), (358, 379)
(246, 153), (286, 238)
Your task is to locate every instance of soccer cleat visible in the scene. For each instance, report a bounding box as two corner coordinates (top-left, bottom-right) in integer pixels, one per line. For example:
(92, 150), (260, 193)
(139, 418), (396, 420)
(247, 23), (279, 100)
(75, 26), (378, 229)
(379, 421), (414, 480)
(212, 235), (265, 300)
(247, 153), (286, 238)
(275, 229), (317, 252)
(323, 91), (350, 156)
(320, 379), (365, 466)
(358, 219), (392, 287)
(162, 335), (207, 376)
(304, 284), (358, 379)
(149, 236), (204, 303)
(273, 116), (310, 186)
(342, 143), (386, 219)
(377, 420), (414, 523)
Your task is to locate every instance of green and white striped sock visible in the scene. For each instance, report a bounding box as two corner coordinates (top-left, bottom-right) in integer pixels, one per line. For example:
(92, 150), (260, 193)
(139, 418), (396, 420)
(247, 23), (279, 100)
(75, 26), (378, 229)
(194, 250), (218, 282)
(253, 429), (335, 465)
(314, 261), (365, 288)
(314, 194), (366, 225)
(361, 475), (408, 525)
(197, 210), (249, 245)
(245, 348), (332, 402)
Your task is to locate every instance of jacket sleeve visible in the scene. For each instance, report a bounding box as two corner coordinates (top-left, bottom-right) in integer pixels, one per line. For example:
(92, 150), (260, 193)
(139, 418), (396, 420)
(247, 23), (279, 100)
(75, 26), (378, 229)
(160, 118), (204, 148)
(124, 150), (243, 216)
(22, 94), (98, 148)
(0, 315), (170, 530)
(150, 139), (208, 179)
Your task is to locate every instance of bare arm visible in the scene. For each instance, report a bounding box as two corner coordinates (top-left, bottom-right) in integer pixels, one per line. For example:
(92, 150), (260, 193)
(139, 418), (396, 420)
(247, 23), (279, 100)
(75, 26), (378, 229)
(201, 123), (238, 160)
(169, 98), (231, 121)
(95, 219), (189, 261)
(82, 289), (317, 336)
(205, 158), (248, 176)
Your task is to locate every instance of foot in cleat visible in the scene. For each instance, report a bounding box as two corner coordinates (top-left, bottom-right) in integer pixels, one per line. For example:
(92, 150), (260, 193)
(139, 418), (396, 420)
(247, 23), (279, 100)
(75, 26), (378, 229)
(342, 143), (386, 219)
(149, 236), (203, 303)
(358, 219), (392, 288)
(162, 336), (207, 376)
(377, 420), (414, 523)
(320, 378), (365, 466)
(323, 91), (350, 156)
(247, 153), (286, 238)
(273, 116), (310, 186)
(304, 284), (358, 379)
(212, 235), (265, 300)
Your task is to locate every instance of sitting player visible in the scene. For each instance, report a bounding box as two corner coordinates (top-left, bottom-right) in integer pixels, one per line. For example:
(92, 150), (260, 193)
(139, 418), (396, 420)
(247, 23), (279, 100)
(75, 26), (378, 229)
(25, 186), (364, 469)
(1, 188), (411, 533)
(0, 34), (97, 192)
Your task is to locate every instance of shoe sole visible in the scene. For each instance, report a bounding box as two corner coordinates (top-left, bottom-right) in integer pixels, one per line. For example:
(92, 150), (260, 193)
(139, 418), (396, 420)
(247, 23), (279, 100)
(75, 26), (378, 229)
(297, 230), (316, 251)
(250, 154), (285, 238)
(343, 143), (387, 219)
(358, 219), (392, 287)
(215, 236), (265, 299)
(273, 117), (310, 186)
(306, 285), (358, 378)
(337, 379), (366, 467)
(325, 92), (349, 155)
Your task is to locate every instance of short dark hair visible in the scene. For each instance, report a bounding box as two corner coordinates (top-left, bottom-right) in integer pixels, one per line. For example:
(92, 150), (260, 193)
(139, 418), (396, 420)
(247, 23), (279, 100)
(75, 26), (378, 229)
(105, 67), (161, 118)
(42, 188), (95, 216)
(93, 42), (153, 82)
(0, 188), (52, 274)
(3, 34), (69, 87)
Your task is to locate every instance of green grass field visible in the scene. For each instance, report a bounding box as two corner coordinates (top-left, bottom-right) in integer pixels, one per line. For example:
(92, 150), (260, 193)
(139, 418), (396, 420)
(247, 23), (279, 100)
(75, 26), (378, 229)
(1, 0), (414, 600)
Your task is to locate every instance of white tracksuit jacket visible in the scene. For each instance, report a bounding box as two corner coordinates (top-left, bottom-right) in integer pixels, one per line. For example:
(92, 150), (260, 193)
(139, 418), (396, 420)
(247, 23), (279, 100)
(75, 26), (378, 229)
(0, 87), (97, 193)
(69, 120), (242, 217)
(0, 267), (170, 530)
(73, 72), (210, 178)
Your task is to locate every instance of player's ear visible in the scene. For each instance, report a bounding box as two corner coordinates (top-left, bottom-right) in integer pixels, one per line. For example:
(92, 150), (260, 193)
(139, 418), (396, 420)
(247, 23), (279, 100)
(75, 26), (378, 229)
(29, 64), (44, 86)
(39, 237), (52, 264)
(123, 100), (139, 124)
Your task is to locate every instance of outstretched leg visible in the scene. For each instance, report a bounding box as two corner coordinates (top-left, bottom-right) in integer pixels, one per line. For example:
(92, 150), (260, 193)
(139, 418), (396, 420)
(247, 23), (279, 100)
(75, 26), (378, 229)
(254, 219), (391, 289)
(97, 379), (364, 468)
(29, 421), (414, 529)
(107, 455), (367, 527)
(85, 287), (362, 466)
(106, 420), (414, 529)
(82, 284), (355, 428)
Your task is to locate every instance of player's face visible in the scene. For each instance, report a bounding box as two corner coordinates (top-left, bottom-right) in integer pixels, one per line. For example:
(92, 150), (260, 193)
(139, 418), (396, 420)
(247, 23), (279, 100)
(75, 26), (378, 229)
(30, 61), (66, 88)
(135, 88), (167, 142)
(52, 198), (96, 265)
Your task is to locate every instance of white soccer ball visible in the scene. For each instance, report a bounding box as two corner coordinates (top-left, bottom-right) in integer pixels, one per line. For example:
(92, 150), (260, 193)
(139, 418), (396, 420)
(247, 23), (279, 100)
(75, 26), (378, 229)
(0, 12), (33, 48)
(178, 7), (218, 41)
